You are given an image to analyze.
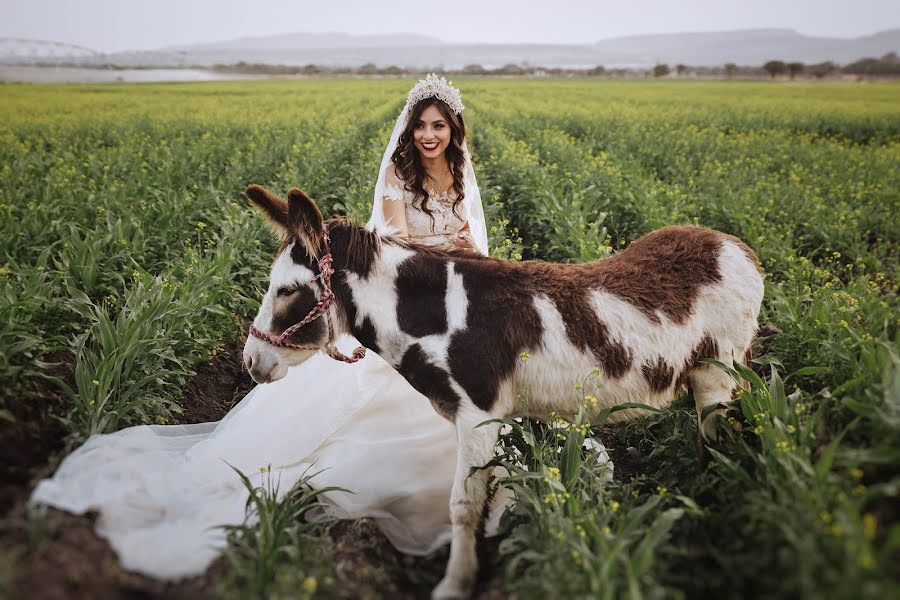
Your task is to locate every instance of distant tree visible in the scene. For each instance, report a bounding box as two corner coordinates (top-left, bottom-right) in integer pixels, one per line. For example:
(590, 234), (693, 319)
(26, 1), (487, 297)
(763, 60), (787, 79)
(809, 61), (836, 79)
(787, 62), (805, 80)
(587, 65), (606, 76)
(462, 64), (486, 75)
(843, 55), (900, 76)
(496, 63), (526, 75)
(653, 63), (670, 77)
(358, 62), (378, 75)
(383, 65), (404, 75)
(724, 62), (738, 78)
(676, 63), (688, 76)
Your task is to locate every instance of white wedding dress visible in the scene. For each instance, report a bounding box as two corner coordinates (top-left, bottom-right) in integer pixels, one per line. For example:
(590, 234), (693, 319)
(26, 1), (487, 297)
(29, 174), (502, 581)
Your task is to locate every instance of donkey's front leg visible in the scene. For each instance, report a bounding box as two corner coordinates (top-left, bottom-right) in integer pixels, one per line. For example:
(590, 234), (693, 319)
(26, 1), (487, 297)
(433, 413), (500, 599)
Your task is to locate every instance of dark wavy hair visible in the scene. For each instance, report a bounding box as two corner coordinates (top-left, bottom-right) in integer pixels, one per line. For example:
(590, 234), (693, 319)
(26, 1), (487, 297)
(390, 97), (466, 229)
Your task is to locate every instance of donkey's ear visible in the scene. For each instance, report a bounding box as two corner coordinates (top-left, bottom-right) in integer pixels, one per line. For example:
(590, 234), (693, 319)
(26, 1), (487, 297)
(245, 184), (289, 234)
(287, 188), (324, 258)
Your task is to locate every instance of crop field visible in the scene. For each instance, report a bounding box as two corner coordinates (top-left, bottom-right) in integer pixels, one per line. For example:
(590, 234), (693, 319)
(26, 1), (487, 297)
(1, 79), (898, 598)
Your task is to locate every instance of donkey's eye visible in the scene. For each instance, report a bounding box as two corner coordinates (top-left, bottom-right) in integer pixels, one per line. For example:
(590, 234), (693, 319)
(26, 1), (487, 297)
(276, 287), (295, 297)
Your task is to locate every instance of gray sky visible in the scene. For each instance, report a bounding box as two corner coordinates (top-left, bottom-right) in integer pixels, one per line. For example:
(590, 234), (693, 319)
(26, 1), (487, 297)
(2, 0), (898, 53)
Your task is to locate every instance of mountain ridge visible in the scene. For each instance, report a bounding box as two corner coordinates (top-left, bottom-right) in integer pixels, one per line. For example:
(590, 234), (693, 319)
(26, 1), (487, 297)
(2, 28), (897, 68)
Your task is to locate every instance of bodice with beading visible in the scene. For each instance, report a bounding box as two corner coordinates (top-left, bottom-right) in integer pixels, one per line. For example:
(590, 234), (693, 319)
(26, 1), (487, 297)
(382, 167), (470, 250)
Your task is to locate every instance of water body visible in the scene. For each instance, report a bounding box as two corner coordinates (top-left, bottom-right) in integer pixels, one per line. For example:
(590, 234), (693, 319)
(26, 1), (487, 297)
(0, 66), (255, 83)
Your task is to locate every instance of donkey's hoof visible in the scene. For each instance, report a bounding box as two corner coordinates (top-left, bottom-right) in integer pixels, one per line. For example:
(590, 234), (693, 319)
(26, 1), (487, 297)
(700, 409), (727, 443)
(432, 576), (470, 599)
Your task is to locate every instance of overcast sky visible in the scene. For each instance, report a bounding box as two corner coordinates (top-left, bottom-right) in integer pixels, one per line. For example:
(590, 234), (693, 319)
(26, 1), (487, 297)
(2, 0), (898, 53)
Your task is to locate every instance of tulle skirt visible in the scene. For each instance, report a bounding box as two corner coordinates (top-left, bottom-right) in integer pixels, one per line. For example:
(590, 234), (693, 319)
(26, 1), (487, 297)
(29, 337), (484, 580)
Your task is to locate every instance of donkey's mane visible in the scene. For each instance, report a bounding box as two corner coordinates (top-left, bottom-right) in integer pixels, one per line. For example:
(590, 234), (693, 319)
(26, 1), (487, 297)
(323, 217), (381, 275)
(326, 216), (488, 271)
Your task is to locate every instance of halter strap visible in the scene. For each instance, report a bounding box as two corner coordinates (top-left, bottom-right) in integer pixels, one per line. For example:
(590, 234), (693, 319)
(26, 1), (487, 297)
(249, 225), (366, 364)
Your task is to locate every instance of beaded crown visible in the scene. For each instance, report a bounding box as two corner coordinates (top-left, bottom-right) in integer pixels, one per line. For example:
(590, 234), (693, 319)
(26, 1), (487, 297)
(406, 73), (464, 115)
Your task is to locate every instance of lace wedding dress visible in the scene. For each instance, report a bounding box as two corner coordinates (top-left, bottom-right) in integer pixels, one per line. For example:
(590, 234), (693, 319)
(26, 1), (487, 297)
(29, 173), (504, 580)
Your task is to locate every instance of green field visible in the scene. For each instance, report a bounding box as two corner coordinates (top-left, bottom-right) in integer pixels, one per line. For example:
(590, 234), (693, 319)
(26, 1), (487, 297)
(1, 79), (898, 598)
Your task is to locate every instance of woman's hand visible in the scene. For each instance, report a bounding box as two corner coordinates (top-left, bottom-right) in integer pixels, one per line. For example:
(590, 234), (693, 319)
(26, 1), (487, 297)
(452, 222), (476, 251)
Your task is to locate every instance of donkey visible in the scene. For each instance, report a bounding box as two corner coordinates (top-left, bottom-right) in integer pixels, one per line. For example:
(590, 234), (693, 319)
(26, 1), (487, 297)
(242, 184), (764, 598)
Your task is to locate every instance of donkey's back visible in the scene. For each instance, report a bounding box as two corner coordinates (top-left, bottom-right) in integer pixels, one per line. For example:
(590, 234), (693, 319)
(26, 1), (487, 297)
(436, 226), (763, 431)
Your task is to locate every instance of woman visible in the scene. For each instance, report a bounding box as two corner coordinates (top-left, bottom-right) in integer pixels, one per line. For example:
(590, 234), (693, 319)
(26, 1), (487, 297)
(29, 74), (499, 580)
(371, 72), (487, 253)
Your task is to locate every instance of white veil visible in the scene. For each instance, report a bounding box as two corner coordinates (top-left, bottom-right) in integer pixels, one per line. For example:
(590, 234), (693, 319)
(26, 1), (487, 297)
(366, 101), (489, 256)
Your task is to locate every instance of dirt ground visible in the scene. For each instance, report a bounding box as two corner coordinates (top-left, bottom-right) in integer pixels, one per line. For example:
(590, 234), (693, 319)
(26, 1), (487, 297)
(0, 339), (511, 599)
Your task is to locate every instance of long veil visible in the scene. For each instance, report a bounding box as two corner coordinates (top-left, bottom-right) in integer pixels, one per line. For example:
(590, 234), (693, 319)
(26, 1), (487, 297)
(367, 104), (489, 255)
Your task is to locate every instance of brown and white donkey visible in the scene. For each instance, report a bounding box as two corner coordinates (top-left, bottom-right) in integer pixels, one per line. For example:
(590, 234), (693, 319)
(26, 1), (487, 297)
(242, 184), (764, 599)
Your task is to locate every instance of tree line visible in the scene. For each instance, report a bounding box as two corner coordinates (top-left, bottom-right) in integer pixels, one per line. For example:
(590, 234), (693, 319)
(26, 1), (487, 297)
(212, 53), (900, 80)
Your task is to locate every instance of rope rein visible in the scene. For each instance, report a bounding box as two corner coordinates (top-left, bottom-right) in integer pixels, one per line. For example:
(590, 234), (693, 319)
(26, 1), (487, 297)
(248, 224), (367, 364)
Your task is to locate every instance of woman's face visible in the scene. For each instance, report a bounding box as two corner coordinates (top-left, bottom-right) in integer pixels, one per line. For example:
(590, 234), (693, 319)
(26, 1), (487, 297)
(413, 104), (451, 161)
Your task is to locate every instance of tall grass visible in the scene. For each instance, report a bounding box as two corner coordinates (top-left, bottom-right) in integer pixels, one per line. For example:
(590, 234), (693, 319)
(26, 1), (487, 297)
(218, 465), (347, 600)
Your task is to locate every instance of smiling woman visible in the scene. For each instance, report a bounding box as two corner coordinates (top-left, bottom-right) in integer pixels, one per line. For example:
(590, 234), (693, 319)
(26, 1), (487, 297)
(382, 93), (473, 246)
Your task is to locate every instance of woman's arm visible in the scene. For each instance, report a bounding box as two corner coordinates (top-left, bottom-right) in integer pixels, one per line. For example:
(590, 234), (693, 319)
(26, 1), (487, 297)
(382, 198), (409, 238)
(381, 163), (409, 237)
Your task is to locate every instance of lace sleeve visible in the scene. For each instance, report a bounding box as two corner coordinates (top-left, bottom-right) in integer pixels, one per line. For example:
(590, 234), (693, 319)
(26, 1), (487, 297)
(382, 164), (406, 203)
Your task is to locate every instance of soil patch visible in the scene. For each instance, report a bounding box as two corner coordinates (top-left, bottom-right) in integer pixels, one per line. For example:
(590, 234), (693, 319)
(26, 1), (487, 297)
(0, 351), (74, 516)
(329, 518), (508, 599)
(602, 430), (642, 483)
(174, 339), (255, 425)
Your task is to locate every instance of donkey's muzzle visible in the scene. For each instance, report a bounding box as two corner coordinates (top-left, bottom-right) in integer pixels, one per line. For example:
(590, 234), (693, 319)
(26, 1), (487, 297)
(244, 348), (276, 384)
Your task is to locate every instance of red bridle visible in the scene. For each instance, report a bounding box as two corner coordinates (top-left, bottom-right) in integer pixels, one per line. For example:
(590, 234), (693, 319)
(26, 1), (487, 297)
(248, 225), (366, 364)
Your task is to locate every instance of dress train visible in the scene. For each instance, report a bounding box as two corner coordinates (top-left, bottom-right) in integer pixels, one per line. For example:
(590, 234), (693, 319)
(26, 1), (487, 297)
(30, 337), (484, 580)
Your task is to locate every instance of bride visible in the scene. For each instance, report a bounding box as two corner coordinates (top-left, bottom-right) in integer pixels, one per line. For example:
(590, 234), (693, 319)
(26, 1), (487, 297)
(29, 74), (498, 580)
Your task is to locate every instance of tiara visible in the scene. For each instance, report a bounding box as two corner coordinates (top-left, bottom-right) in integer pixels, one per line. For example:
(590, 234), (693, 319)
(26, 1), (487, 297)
(407, 73), (464, 115)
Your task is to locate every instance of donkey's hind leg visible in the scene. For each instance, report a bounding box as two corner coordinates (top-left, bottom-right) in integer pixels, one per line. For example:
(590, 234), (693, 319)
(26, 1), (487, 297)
(690, 359), (736, 442)
(433, 413), (500, 599)
(690, 345), (754, 442)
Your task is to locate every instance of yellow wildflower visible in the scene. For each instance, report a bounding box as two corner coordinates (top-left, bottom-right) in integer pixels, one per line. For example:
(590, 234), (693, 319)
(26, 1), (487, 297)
(863, 514), (877, 541)
(302, 577), (317, 593)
